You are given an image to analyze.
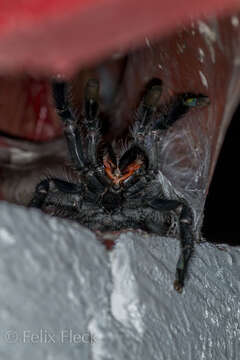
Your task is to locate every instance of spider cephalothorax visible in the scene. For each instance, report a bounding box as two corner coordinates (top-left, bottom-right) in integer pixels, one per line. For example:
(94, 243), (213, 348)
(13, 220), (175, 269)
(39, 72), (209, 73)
(30, 77), (209, 292)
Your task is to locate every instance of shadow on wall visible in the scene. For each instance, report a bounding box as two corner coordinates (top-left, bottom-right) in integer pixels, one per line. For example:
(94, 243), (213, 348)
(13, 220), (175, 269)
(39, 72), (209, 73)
(203, 102), (240, 245)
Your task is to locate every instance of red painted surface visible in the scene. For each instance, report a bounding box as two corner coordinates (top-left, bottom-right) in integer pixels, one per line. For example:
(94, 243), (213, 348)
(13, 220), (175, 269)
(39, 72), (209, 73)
(0, 0), (239, 75)
(25, 79), (62, 141)
(0, 0), (239, 141)
(0, 76), (61, 141)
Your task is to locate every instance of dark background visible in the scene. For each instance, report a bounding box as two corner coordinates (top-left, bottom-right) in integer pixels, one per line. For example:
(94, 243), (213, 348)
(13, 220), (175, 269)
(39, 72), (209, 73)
(203, 105), (240, 245)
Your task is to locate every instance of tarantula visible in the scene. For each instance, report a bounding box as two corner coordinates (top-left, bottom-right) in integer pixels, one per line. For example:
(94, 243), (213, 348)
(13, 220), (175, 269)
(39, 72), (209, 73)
(29, 77), (209, 292)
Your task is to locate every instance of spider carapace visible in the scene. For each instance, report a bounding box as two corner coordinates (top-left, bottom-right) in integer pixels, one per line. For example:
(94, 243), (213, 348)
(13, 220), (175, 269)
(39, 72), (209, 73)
(30, 77), (209, 292)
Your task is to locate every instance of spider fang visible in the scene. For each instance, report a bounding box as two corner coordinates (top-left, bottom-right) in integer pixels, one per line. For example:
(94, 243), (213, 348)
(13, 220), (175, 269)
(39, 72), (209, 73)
(103, 155), (143, 185)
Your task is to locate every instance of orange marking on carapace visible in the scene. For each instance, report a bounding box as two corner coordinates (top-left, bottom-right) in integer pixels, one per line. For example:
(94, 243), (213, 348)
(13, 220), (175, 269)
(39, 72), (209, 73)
(103, 157), (143, 185)
(103, 158), (116, 183)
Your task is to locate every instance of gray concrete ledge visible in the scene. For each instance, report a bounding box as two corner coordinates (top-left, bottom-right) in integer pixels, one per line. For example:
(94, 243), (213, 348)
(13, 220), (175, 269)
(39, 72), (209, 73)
(0, 202), (239, 360)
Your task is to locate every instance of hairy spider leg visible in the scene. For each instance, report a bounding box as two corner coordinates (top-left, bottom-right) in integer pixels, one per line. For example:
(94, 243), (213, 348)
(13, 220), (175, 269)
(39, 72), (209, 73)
(154, 93), (210, 130)
(150, 199), (194, 292)
(134, 78), (163, 134)
(82, 79), (115, 187)
(29, 179), (50, 208)
(53, 79), (111, 188)
(29, 178), (82, 212)
(132, 86), (209, 171)
(118, 79), (163, 193)
(30, 79), (109, 213)
(52, 79), (102, 169)
(82, 78), (101, 167)
(52, 81), (85, 170)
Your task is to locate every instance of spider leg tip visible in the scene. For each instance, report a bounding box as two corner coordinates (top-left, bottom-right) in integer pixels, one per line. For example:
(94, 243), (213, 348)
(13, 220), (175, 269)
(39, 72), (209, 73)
(173, 280), (184, 293)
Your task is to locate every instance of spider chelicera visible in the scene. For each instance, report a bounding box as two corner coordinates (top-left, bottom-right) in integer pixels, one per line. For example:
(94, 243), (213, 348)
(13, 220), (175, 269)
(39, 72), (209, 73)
(29, 77), (209, 292)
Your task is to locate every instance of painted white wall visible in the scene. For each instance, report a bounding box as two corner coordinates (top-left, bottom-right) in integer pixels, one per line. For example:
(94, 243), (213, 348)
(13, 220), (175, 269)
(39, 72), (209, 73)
(0, 202), (238, 359)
